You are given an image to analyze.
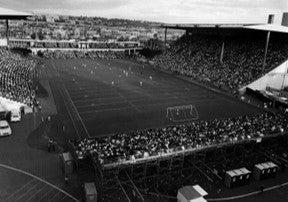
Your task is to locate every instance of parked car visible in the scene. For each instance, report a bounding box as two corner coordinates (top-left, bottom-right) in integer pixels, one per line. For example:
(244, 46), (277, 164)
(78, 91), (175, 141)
(0, 120), (12, 136)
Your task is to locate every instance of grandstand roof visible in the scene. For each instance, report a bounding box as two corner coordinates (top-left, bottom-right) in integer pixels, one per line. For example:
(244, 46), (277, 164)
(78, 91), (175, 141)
(163, 23), (258, 29)
(245, 24), (288, 34)
(162, 23), (288, 34)
(0, 7), (31, 20)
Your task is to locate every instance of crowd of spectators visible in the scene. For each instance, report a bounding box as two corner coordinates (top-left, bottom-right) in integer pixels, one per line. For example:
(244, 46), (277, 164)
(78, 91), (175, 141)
(42, 50), (127, 60)
(31, 41), (78, 49)
(88, 42), (137, 49)
(153, 33), (288, 93)
(73, 112), (287, 165)
(30, 41), (139, 49)
(0, 48), (36, 106)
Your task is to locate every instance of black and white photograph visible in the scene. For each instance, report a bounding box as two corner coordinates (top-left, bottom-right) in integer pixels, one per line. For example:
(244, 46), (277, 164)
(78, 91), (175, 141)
(0, 0), (287, 201)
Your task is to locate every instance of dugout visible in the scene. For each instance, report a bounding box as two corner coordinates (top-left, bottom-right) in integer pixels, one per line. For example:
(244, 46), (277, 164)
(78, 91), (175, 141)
(225, 168), (251, 188)
(254, 162), (279, 180)
(239, 168), (251, 185)
(84, 182), (97, 202)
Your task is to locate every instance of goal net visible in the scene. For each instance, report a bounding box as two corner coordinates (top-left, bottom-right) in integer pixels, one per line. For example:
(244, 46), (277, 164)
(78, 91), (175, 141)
(166, 104), (199, 122)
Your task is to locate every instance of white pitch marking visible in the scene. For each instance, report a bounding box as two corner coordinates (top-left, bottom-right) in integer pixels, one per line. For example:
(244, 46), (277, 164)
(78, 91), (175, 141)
(207, 181), (288, 201)
(14, 181), (41, 201)
(26, 183), (48, 202)
(62, 86), (91, 138)
(6, 179), (36, 200)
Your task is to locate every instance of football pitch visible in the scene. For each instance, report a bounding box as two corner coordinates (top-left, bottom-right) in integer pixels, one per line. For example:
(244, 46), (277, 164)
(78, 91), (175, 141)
(46, 58), (262, 139)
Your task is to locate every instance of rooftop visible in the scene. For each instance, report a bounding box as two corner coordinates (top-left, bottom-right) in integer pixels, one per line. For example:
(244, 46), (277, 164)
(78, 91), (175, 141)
(161, 23), (288, 34)
(0, 7), (31, 20)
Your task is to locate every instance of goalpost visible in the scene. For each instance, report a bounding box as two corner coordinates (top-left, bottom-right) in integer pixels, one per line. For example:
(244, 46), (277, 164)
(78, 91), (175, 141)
(166, 104), (199, 122)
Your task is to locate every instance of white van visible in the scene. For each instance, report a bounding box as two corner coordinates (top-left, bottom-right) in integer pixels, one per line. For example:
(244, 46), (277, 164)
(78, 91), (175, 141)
(11, 110), (21, 122)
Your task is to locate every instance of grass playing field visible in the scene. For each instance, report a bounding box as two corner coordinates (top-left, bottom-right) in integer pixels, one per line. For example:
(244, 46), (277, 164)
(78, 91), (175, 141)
(46, 58), (262, 139)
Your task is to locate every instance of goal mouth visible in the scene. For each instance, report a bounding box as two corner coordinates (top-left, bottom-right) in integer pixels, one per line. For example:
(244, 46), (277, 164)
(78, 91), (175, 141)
(166, 104), (199, 122)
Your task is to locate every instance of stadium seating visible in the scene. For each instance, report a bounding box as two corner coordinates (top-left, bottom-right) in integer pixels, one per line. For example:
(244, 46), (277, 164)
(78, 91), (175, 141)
(0, 48), (36, 106)
(30, 41), (138, 50)
(153, 33), (288, 93)
(73, 112), (287, 165)
(42, 50), (126, 60)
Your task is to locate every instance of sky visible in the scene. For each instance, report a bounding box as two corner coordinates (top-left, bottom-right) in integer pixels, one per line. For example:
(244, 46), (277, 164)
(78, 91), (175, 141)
(0, 0), (287, 23)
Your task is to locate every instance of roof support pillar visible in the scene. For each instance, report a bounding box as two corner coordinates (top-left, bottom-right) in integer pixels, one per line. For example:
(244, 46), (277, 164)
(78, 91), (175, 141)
(164, 27), (167, 52)
(5, 19), (9, 47)
(220, 41), (225, 64)
(262, 31), (271, 72)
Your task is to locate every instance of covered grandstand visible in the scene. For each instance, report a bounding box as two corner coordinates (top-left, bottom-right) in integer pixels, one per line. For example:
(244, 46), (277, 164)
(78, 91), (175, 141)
(0, 7), (31, 46)
(156, 15), (288, 112)
(155, 15), (288, 94)
(0, 8), (34, 120)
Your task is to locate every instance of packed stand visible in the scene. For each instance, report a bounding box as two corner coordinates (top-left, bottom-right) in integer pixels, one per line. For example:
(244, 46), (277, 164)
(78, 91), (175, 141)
(153, 33), (288, 93)
(32, 41), (139, 49)
(73, 112), (288, 165)
(42, 50), (127, 60)
(0, 48), (36, 106)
